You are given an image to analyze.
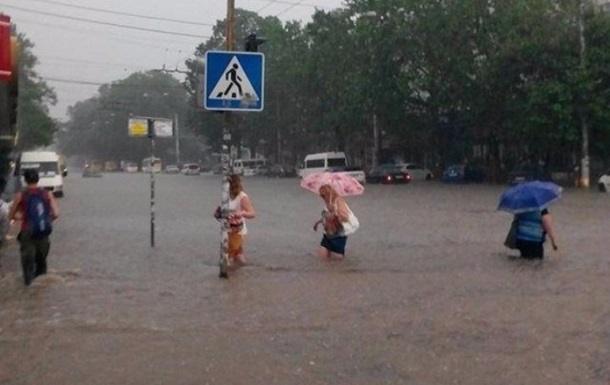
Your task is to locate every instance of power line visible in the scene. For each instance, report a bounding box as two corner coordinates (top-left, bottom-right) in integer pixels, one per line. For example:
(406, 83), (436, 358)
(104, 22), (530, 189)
(44, 76), (186, 88)
(248, 0), (336, 9)
(43, 55), (150, 71)
(275, 0), (306, 17)
(17, 0), (215, 27)
(16, 17), (198, 51)
(0, 3), (208, 38)
(44, 77), (103, 86)
(257, 0), (280, 13)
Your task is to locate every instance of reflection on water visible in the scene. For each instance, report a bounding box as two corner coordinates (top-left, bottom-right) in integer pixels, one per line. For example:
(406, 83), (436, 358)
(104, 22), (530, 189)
(0, 175), (608, 385)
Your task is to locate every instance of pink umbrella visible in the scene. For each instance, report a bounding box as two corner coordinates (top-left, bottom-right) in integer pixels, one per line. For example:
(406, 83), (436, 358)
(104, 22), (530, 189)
(300, 172), (365, 196)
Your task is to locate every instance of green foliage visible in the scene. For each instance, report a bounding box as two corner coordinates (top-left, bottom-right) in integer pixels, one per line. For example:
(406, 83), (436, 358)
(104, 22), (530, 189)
(60, 1), (610, 176)
(15, 33), (58, 150)
(59, 71), (193, 164)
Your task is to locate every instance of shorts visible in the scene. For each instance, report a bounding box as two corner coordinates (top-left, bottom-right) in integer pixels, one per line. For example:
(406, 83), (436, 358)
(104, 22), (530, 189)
(516, 239), (544, 259)
(320, 234), (347, 255)
(228, 232), (243, 258)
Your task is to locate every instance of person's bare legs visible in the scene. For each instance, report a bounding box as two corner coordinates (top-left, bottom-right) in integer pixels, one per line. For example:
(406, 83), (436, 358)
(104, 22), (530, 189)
(317, 246), (330, 259)
(229, 233), (246, 265)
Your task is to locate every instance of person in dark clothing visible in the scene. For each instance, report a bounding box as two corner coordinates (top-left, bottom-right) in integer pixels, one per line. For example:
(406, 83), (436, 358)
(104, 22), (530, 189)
(515, 208), (558, 259)
(8, 169), (59, 286)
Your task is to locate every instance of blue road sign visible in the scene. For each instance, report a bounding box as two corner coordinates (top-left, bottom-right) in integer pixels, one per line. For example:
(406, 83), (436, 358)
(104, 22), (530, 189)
(204, 51), (265, 112)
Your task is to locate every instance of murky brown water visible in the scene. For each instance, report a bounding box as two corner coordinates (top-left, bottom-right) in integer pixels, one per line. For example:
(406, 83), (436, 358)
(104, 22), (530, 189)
(0, 173), (608, 384)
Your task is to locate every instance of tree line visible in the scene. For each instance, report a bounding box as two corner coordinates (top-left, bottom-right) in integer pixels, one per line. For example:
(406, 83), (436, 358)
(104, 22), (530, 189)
(183, 0), (610, 181)
(17, 0), (610, 181)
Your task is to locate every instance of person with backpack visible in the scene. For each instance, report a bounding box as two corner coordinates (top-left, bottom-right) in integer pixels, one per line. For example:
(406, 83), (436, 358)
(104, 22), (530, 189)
(8, 169), (59, 286)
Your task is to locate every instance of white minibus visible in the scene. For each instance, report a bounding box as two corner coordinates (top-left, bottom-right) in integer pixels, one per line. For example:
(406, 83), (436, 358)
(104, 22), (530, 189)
(298, 152), (347, 178)
(19, 151), (67, 197)
(233, 158), (266, 176)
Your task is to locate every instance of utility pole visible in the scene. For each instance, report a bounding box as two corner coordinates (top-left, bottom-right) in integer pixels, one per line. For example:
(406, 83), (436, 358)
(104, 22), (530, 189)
(218, 0), (235, 279)
(174, 112), (180, 166)
(578, 0), (590, 188)
(372, 113), (379, 168)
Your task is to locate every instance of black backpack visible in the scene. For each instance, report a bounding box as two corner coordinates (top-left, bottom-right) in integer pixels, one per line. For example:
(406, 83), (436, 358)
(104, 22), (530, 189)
(22, 189), (53, 239)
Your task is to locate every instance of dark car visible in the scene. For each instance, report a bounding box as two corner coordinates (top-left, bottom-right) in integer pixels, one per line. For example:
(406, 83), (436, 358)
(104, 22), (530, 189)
(366, 165), (411, 184)
(326, 166), (366, 184)
(267, 164), (297, 178)
(508, 163), (549, 185)
(442, 164), (485, 183)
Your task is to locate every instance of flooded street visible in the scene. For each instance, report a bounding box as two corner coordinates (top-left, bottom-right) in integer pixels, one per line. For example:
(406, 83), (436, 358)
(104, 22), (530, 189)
(0, 173), (608, 385)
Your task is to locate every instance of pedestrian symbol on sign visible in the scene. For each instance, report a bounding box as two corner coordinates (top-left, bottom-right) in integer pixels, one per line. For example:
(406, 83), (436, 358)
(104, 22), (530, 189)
(209, 56), (259, 102)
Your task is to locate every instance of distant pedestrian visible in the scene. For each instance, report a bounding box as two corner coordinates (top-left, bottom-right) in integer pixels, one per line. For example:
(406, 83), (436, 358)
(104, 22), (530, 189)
(515, 208), (558, 260)
(8, 169), (59, 286)
(214, 174), (255, 265)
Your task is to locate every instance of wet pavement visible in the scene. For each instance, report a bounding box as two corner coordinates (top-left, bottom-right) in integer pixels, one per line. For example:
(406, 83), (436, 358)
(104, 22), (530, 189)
(0, 172), (608, 385)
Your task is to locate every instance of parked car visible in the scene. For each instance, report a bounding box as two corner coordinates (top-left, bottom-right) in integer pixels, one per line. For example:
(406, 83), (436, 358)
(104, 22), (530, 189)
(366, 165), (411, 184)
(181, 163), (201, 175)
(267, 164), (297, 178)
(508, 163), (550, 185)
(598, 170), (610, 192)
(395, 163), (433, 180)
(254, 164), (269, 176)
(123, 162), (138, 173)
(82, 165), (102, 178)
(164, 165), (180, 174)
(326, 166), (366, 184)
(442, 164), (485, 183)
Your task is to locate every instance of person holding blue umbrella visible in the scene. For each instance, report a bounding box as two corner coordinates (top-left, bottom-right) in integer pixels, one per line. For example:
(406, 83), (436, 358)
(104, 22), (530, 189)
(498, 181), (560, 259)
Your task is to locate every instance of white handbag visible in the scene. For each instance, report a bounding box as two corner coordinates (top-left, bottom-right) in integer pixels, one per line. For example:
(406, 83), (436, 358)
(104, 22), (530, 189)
(341, 208), (360, 235)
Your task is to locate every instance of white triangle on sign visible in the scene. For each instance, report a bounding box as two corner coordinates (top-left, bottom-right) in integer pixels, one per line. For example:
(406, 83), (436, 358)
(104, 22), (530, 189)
(209, 56), (259, 101)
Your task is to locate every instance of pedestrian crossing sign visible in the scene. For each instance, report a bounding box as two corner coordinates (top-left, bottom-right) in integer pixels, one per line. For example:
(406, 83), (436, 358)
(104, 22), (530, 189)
(204, 51), (265, 112)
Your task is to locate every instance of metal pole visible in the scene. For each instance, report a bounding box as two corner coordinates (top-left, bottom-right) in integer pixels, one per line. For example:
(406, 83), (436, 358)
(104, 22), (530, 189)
(174, 112), (180, 166)
(578, 0), (590, 188)
(219, 0), (235, 278)
(148, 118), (156, 248)
(372, 113), (379, 168)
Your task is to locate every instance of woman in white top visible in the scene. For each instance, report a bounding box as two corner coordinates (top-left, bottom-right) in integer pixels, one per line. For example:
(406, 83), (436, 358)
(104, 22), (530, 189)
(226, 174), (256, 264)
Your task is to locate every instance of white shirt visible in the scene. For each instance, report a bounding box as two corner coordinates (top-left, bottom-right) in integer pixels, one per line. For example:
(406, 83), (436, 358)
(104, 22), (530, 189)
(229, 191), (248, 235)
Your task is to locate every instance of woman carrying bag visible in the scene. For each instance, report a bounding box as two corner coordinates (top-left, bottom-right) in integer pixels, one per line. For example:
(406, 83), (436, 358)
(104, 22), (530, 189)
(312, 184), (359, 259)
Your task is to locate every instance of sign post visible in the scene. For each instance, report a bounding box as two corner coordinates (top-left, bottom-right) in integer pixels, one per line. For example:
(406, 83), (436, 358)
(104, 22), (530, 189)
(206, 1), (265, 279)
(128, 116), (173, 248)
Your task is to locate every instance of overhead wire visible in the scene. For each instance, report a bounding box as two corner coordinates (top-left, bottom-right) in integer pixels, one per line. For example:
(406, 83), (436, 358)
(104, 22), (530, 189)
(44, 76), (185, 88)
(275, 0), (306, 17)
(248, 0), (335, 9)
(16, 0), (215, 27)
(256, 0), (280, 13)
(43, 56), (150, 71)
(15, 18), (199, 51)
(0, 3), (208, 38)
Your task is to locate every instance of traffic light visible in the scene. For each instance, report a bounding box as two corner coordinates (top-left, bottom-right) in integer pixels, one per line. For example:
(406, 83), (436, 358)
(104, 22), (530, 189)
(244, 33), (266, 52)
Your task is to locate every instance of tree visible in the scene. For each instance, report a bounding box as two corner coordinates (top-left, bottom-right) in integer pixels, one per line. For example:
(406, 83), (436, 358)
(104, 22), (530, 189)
(59, 71), (193, 164)
(14, 32), (58, 150)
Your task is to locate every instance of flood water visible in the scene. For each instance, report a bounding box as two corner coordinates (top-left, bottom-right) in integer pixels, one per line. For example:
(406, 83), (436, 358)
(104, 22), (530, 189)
(0, 173), (608, 385)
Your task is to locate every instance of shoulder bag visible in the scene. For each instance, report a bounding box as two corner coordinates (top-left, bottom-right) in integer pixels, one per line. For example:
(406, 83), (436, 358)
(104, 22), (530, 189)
(504, 218), (518, 249)
(341, 207), (360, 236)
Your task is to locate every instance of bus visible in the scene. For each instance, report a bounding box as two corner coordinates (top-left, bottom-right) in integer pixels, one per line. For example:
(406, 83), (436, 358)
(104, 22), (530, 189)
(142, 157), (162, 173)
(232, 158), (266, 176)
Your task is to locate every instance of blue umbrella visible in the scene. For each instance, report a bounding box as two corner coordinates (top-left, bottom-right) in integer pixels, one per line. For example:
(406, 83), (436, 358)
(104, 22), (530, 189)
(497, 180), (562, 214)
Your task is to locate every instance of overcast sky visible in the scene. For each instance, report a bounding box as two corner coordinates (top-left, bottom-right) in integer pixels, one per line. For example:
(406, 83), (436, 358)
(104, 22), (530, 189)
(0, 0), (345, 120)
